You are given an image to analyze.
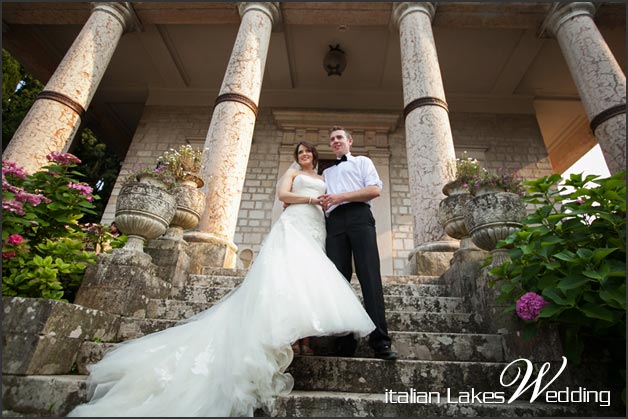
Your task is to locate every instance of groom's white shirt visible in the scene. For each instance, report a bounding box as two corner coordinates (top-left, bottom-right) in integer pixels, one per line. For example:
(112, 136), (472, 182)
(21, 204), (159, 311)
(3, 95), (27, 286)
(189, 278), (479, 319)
(322, 153), (383, 215)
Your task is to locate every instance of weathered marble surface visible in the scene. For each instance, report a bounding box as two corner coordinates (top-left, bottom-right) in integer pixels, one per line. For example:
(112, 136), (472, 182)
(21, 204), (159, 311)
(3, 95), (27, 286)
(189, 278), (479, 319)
(192, 3), (279, 268)
(547, 2), (626, 174)
(393, 3), (457, 248)
(2, 3), (135, 174)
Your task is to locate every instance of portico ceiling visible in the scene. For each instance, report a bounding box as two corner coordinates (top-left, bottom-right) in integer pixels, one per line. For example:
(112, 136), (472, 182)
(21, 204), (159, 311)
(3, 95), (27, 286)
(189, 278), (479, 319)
(2, 2), (626, 169)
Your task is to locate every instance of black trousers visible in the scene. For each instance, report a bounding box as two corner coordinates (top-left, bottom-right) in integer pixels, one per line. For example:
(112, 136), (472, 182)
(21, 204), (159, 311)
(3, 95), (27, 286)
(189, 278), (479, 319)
(325, 202), (391, 352)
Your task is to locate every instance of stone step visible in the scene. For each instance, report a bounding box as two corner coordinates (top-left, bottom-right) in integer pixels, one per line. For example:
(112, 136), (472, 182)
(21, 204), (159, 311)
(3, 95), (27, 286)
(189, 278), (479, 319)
(312, 331), (504, 362)
(386, 311), (482, 333)
(270, 390), (607, 417)
(3, 375), (618, 418)
(172, 282), (448, 301)
(287, 357), (573, 396)
(75, 329), (504, 375)
(146, 295), (465, 321)
(2, 374), (87, 417)
(189, 273), (444, 289)
(117, 310), (483, 341)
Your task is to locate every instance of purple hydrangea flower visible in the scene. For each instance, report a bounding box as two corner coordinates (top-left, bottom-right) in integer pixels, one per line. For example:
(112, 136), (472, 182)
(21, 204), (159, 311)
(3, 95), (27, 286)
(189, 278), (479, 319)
(516, 292), (548, 321)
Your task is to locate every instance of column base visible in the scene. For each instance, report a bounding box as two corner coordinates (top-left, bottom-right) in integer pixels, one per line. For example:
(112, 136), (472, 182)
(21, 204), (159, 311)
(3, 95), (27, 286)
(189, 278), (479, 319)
(406, 240), (459, 276)
(184, 232), (239, 273)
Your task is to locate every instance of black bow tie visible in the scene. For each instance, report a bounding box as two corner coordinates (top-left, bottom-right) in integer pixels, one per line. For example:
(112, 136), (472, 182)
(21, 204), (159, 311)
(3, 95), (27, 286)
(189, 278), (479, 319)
(333, 155), (348, 166)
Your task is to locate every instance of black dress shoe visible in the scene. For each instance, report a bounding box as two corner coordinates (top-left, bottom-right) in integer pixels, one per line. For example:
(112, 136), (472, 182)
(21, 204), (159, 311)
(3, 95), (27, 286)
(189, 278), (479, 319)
(374, 346), (398, 361)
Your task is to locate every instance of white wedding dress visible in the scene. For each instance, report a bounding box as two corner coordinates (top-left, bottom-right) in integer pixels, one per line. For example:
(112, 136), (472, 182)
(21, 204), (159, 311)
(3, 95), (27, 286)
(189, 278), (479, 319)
(68, 174), (375, 417)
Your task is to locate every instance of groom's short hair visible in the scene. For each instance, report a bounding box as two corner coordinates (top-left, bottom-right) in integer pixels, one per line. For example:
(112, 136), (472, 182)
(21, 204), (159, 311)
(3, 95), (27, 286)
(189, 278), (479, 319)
(329, 126), (352, 140)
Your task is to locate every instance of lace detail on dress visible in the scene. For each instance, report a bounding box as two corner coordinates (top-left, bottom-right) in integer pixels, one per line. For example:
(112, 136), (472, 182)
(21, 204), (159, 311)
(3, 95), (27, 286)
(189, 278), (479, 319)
(280, 175), (327, 248)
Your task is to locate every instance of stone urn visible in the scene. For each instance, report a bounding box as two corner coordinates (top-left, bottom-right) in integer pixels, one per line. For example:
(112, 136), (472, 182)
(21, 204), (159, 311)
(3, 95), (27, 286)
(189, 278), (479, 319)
(163, 172), (206, 242)
(463, 191), (526, 267)
(438, 180), (474, 249)
(114, 174), (176, 252)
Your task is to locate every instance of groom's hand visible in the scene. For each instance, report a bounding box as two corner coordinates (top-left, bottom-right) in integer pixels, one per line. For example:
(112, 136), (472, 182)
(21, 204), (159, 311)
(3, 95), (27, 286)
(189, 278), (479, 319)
(319, 193), (344, 211)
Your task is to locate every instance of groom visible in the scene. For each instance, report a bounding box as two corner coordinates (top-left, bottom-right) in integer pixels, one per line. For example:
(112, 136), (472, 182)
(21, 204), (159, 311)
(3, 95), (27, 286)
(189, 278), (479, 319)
(319, 126), (398, 361)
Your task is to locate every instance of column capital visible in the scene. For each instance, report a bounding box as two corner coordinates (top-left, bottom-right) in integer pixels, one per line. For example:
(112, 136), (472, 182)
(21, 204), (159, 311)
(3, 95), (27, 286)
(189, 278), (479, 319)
(91, 2), (142, 33)
(392, 2), (436, 30)
(238, 2), (282, 28)
(543, 2), (596, 37)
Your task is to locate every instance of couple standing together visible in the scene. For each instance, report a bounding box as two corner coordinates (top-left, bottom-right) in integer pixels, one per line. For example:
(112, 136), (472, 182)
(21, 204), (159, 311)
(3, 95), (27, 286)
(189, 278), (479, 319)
(69, 127), (396, 417)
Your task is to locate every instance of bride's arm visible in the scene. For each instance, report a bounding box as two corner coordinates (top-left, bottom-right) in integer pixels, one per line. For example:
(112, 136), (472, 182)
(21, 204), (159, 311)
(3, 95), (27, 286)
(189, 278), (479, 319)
(277, 170), (320, 205)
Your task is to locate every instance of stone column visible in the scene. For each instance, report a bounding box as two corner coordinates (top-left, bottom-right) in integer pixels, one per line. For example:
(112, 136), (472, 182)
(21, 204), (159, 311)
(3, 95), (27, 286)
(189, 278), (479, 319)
(545, 2), (626, 174)
(393, 3), (458, 275)
(2, 3), (139, 174)
(186, 2), (280, 270)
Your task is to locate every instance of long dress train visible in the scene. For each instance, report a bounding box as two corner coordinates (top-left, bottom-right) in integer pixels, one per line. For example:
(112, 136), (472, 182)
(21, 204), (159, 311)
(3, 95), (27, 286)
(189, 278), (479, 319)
(68, 174), (375, 417)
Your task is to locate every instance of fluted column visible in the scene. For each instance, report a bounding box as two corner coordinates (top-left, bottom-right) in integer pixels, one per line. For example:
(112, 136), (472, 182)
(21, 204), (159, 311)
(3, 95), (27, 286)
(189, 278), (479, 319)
(393, 3), (457, 252)
(186, 2), (280, 270)
(2, 3), (138, 174)
(545, 2), (626, 174)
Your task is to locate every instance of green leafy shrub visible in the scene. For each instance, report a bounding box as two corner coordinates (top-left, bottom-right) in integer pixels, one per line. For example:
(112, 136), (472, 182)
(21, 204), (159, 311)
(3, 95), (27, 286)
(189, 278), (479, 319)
(2, 153), (121, 301)
(489, 171), (626, 398)
(490, 172), (625, 355)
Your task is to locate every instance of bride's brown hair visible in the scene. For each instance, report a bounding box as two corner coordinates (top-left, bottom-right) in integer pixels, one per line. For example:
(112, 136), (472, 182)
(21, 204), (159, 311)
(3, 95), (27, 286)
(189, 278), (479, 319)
(293, 141), (319, 168)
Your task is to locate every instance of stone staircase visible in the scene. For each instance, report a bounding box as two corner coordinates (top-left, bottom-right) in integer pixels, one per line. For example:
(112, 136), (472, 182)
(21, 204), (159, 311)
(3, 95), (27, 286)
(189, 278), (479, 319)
(2, 268), (623, 417)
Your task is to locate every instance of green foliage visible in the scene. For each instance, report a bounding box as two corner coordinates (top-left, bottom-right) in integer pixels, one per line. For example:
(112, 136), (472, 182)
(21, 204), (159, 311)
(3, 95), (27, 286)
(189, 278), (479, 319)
(2, 155), (122, 302)
(72, 128), (122, 223)
(489, 171), (626, 370)
(2, 49), (22, 107)
(2, 49), (44, 151)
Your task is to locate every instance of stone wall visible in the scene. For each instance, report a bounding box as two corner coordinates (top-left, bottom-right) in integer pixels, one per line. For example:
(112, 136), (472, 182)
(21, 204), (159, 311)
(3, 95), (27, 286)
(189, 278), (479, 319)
(101, 106), (212, 223)
(103, 106), (552, 275)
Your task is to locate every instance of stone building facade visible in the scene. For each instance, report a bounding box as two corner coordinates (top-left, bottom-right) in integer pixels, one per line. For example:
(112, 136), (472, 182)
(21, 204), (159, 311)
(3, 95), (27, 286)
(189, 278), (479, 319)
(2, 2), (625, 275)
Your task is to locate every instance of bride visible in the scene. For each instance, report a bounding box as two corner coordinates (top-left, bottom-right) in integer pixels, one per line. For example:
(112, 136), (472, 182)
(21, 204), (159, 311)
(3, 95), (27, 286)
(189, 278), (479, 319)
(68, 141), (376, 417)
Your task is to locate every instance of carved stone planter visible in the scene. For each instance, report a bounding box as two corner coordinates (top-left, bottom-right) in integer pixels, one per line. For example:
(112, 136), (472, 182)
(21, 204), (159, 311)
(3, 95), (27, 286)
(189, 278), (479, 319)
(163, 172), (206, 242)
(439, 181), (474, 249)
(114, 175), (176, 252)
(463, 191), (526, 266)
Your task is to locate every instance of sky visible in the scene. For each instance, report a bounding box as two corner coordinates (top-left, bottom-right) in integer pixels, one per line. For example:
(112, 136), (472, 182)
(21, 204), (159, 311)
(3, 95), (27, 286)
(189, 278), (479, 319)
(560, 144), (611, 180)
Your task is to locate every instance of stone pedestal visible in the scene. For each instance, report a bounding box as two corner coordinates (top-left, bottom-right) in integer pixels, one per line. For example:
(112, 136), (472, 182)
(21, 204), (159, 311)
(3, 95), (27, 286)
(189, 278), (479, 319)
(146, 238), (192, 290)
(74, 251), (171, 317)
(441, 244), (486, 299)
(2, 296), (119, 375)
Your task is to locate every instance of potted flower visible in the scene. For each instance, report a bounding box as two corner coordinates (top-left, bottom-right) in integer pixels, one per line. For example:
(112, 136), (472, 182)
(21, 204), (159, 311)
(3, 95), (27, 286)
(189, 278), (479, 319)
(158, 144), (204, 187)
(123, 163), (177, 191)
(443, 151), (482, 196)
(157, 145), (206, 242)
(470, 166), (525, 196)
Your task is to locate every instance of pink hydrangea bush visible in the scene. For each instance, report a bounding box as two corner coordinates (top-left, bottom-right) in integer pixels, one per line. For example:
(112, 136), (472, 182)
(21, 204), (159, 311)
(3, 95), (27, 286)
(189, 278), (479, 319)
(1, 153), (110, 301)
